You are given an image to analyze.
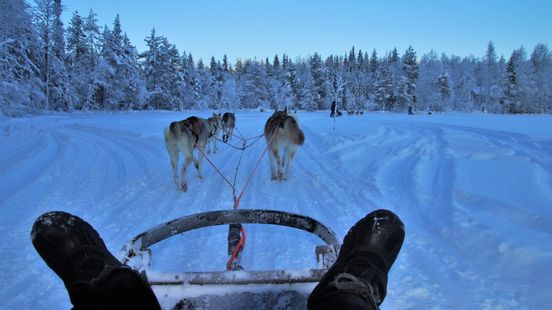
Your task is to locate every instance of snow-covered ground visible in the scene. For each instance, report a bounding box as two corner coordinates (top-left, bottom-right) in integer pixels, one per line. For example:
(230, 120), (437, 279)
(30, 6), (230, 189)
(1, 111), (551, 309)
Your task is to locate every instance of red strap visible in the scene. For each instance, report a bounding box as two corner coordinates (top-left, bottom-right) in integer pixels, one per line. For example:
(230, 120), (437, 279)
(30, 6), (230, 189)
(196, 125), (280, 271)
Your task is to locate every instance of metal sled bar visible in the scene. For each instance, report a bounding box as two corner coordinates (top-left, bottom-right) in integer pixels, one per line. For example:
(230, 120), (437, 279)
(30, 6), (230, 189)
(122, 209), (340, 263)
(149, 269), (327, 286)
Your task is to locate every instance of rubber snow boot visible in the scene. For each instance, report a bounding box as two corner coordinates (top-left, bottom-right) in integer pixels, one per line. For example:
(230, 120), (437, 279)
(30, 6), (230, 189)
(31, 211), (161, 310)
(307, 209), (405, 310)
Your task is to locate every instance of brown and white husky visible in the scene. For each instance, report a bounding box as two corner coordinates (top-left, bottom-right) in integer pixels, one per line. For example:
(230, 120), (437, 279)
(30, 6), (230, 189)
(206, 112), (222, 153)
(164, 116), (210, 192)
(264, 108), (305, 180)
(221, 112), (236, 143)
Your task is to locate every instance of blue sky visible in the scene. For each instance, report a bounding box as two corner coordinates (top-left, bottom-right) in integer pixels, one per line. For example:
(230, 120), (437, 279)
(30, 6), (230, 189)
(61, 0), (552, 63)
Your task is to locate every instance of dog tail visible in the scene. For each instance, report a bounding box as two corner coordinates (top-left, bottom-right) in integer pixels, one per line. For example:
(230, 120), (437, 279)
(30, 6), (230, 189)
(164, 122), (178, 140)
(287, 117), (305, 145)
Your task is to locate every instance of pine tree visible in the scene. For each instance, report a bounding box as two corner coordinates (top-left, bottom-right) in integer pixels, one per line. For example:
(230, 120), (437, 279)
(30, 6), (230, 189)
(373, 63), (394, 111)
(530, 44), (552, 113)
(480, 41), (501, 112)
(98, 16), (145, 110)
(210, 56), (224, 109)
(389, 47), (400, 63)
(285, 59), (301, 109)
(310, 52), (328, 109)
(369, 49), (378, 75)
(35, 0), (71, 111)
(222, 54), (229, 72)
(348, 46), (356, 71)
(67, 11), (86, 64)
(273, 54), (280, 70)
(83, 10), (100, 68)
(141, 29), (181, 109)
(401, 46), (418, 110)
(67, 10), (89, 109)
(435, 73), (451, 112)
(0, 0), (44, 115)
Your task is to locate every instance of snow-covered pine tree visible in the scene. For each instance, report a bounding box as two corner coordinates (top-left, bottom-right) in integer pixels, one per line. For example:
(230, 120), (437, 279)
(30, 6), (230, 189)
(296, 62), (317, 112)
(83, 10), (100, 68)
(284, 57), (301, 110)
(35, 0), (71, 111)
(373, 62), (394, 111)
(118, 34), (147, 110)
(530, 44), (552, 113)
(415, 50), (441, 112)
(479, 41), (502, 112)
(501, 54), (520, 113)
(401, 46), (418, 111)
(389, 47), (400, 64)
(67, 11), (86, 64)
(209, 56), (223, 109)
(0, 0), (44, 115)
(435, 73), (451, 112)
(369, 49), (378, 76)
(326, 55), (345, 110)
(97, 15), (145, 110)
(141, 28), (181, 109)
(309, 52), (328, 110)
(67, 10), (89, 109)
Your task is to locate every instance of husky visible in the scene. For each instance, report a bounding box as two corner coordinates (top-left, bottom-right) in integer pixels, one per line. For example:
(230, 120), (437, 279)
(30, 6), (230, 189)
(221, 112), (236, 143)
(164, 116), (210, 192)
(206, 112), (222, 153)
(264, 108), (305, 180)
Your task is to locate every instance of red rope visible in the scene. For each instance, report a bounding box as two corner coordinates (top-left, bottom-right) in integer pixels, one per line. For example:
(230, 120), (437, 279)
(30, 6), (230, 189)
(225, 127), (279, 270)
(195, 125), (280, 271)
(196, 146), (234, 189)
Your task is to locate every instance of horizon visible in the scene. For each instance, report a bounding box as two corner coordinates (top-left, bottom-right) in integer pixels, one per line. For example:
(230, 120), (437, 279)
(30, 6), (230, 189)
(56, 0), (551, 63)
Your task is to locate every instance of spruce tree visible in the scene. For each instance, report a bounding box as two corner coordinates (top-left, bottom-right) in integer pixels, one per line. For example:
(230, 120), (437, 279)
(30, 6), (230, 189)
(401, 46), (419, 110)
(435, 73), (451, 112)
(0, 0), (44, 115)
(369, 49), (378, 75)
(501, 55), (520, 113)
(67, 11), (86, 63)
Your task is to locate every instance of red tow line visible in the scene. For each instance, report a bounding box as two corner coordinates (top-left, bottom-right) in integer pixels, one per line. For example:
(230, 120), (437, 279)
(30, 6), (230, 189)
(196, 126), (279, 271)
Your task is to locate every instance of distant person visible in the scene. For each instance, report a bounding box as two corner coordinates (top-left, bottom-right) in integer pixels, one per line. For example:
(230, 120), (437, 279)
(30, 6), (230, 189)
(31, 209), (405, 309)
(330, 101), (337, 117)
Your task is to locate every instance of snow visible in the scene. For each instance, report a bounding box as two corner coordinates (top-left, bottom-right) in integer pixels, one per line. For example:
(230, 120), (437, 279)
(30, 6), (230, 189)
(1, 111), (551, 309)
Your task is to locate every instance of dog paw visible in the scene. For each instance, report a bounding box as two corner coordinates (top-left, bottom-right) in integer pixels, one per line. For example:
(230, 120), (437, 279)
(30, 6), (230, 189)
(181, 184), (188, 192)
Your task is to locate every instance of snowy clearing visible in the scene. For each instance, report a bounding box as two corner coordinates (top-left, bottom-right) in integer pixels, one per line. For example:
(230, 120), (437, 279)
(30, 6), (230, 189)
(1, 111), (551, 309)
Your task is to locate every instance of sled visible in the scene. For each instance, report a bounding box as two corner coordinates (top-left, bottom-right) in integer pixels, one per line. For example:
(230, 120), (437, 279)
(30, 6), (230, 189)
(120, 209), (341, 309)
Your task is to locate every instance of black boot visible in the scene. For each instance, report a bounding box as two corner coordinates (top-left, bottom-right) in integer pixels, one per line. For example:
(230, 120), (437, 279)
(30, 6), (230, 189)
(31, 211), (161, 310)
(308, 209), (405, 310)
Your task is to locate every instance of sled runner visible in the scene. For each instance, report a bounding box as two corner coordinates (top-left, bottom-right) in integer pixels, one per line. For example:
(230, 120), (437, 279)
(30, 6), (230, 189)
(120, 209), (340, 308)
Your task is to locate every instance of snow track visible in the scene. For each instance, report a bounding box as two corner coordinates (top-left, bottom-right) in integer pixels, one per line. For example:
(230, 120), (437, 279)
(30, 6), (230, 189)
(1, 111), (551, 309)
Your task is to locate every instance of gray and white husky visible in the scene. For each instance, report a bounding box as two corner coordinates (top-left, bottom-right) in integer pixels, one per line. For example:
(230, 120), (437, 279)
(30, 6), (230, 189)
(164, 116), (210, 192)
(221, 112), (236, 143)
(206, 112), (222, 153)
(264, 108), (305, 180)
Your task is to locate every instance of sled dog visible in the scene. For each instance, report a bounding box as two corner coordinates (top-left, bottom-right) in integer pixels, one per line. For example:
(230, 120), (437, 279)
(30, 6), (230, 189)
(206, 112), (222, 153)
(264, 108), (305, 180)
(164, 116), (210, 192)
(221, 112), (236, 143)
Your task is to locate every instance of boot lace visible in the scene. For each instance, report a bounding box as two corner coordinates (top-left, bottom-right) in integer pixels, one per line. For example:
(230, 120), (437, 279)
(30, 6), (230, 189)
(330, 272), (380, 306)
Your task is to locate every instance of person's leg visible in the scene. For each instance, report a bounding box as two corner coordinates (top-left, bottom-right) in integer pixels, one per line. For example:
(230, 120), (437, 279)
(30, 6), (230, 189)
(308, 209), (405, 310)
(31, 211), (161, 310)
